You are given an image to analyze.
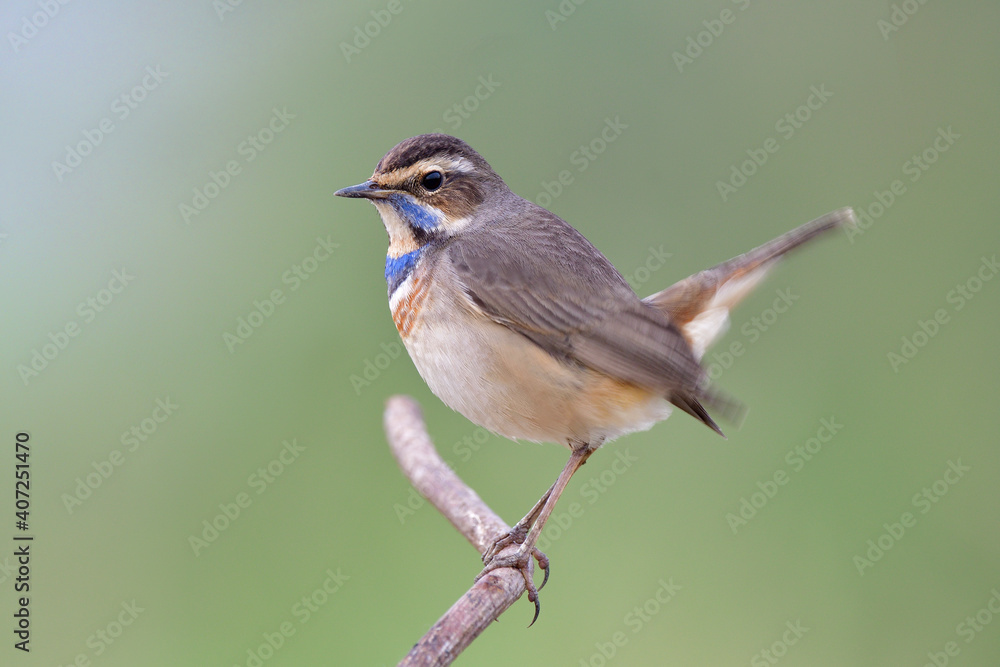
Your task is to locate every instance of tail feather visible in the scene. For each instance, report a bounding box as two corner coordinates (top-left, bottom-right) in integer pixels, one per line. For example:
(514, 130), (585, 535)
(654, 208), (855, 435)
(672, 393), (725, 437)
(645, 207), (856, 360)
(672, 384), (749, 438)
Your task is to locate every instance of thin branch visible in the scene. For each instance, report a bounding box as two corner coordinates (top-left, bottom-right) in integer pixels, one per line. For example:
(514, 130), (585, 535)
(384, 395), (529, 667)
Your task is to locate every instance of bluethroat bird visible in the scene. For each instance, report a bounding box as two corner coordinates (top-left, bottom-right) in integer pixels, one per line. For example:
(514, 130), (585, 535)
(336, 133), (855, 624)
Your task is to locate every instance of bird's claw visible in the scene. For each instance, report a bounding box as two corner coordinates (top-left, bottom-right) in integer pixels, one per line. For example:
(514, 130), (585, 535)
(478, 531), (550, 626)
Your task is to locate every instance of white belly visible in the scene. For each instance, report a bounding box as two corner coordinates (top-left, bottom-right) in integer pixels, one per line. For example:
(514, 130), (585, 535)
(392, 273), (673, 448)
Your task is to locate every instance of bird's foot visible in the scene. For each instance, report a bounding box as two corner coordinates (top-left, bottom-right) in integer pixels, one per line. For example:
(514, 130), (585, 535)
(476, 524), (550, 627)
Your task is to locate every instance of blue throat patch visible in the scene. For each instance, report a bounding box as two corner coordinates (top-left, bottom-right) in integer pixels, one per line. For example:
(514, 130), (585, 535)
(385, 248), (423, 296)
(388, 193), (440, 231)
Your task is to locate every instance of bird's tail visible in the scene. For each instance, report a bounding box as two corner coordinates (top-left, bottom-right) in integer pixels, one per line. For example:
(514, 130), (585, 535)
(670, 389), (746, 439)
(644, 207), (856, 360)
(648, 207), (857, 435)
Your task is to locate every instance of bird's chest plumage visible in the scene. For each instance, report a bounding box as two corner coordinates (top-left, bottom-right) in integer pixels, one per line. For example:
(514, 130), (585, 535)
(388, 260), (671, 447)
(389, 261), (467, 366)
(389, 265), (429, 338)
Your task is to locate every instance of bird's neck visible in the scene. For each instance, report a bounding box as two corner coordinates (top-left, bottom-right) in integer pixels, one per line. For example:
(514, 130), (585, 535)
(374, 194), (448, 298)
(385, 247), (424, 297)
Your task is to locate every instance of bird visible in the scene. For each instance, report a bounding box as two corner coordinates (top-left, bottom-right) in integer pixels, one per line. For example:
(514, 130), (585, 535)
(335, 133), (855, 625)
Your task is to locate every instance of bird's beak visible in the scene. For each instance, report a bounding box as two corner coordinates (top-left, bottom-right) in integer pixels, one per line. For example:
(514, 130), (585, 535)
(334, 180), (394, 200)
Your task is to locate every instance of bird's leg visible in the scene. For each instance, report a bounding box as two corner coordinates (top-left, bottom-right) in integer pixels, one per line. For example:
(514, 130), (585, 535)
(482, 482), (553, 574)
(476, 444), (596, 626)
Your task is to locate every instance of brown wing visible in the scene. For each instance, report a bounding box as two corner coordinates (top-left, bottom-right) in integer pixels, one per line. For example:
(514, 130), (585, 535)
(644, 208), (857, 359)
(444, 203), (727, 434)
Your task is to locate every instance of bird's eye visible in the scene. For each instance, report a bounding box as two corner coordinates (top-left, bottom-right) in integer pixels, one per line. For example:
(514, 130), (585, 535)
(422, 171), (443, 191)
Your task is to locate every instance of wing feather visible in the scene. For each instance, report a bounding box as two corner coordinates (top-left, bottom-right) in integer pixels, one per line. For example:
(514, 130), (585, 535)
(444, 202), (726, 431)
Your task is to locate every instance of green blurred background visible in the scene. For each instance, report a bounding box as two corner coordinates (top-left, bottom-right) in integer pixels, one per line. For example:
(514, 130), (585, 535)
(2, 1), (998, 665)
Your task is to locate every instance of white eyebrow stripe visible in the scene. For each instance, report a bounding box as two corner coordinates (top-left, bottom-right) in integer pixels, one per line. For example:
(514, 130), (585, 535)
(382, 156), (476, 184)
(441, 156), (475, 173)
(423, 156), (475, 174)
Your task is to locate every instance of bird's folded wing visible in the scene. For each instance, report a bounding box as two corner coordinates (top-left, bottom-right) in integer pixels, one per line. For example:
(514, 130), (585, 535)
(445, 216), (709, 398)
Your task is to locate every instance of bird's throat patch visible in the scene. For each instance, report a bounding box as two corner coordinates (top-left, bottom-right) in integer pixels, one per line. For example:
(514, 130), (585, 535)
(386, 247), (423, 297)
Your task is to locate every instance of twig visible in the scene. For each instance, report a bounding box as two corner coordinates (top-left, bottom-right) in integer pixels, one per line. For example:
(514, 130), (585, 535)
(384, 395), (529, 667)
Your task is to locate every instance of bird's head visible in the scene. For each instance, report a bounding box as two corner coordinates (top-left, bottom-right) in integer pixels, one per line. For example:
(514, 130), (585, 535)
(336, 134), (506, 257)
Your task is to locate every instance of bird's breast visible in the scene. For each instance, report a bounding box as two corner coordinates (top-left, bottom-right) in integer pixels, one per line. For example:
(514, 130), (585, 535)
(388, 268), (672, 447)
(389, 269), (429, 339)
